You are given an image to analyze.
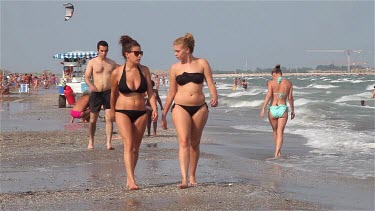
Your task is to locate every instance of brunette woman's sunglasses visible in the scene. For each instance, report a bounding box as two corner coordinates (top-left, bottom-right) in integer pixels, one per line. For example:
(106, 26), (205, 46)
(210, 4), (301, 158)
(128, 51), (143, 57)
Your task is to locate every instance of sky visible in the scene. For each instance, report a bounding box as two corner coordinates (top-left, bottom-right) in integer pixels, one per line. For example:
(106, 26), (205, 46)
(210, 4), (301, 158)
(1, 0), (374, 74)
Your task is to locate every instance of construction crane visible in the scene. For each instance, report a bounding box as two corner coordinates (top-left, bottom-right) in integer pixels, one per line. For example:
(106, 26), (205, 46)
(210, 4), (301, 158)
(306, 49), (362, 73)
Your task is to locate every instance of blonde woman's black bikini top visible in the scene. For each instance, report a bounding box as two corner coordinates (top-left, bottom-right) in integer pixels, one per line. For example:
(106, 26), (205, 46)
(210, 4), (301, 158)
(176, 72), (204, 86)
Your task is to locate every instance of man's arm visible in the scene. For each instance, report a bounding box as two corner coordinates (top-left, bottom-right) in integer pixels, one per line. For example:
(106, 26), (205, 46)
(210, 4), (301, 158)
(84, 60), (98, 92)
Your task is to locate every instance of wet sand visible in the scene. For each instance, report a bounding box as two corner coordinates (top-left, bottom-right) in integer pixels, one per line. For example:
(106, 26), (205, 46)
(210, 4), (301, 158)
(0, 92), (373, 210)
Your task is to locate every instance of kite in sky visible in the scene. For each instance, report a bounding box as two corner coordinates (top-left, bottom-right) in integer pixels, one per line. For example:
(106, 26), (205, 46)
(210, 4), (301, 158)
(63, 3), (74, 21)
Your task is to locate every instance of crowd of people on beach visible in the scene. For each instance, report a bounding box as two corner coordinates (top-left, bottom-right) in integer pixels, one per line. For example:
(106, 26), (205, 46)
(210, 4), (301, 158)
(0, 72), (58, 100)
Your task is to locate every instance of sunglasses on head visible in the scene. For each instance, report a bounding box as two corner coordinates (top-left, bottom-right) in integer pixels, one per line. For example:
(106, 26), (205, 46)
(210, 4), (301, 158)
(128, 51), (143, 57)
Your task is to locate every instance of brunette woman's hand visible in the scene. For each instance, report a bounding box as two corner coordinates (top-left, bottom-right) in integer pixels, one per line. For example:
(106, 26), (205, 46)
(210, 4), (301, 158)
(161, 114), (168, 130)
(110, 109), (116, 122)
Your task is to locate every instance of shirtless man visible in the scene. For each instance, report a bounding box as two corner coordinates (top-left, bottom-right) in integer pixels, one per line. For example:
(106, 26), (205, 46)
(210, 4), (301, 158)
(85, 40), (117, 150)
(70, 91), (91, 123)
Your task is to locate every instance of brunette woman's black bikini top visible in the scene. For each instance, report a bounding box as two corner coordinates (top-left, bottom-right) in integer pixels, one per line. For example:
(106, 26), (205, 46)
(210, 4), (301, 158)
(176, 72), (205, 86)
(118, 64), (148, 94)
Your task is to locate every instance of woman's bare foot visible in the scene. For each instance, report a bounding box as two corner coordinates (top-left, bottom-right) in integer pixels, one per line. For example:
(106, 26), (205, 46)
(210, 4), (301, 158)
(178, 183), (189, 189)
(190, 176), (198, 186)
(127, 182), (139, 191)
(189, 183), (198, 187)
(107, 144), (114, 150)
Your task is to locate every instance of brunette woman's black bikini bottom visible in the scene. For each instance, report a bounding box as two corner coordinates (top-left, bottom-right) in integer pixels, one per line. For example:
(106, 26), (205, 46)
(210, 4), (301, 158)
(115, 110), (147, 123)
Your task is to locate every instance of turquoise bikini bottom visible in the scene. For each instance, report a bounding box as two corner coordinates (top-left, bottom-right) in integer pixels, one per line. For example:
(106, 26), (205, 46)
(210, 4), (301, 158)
(269, 104), (288, 118)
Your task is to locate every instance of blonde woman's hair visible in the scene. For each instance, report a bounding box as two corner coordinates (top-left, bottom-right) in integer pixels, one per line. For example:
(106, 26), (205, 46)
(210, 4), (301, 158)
(173, 33), (195, 53)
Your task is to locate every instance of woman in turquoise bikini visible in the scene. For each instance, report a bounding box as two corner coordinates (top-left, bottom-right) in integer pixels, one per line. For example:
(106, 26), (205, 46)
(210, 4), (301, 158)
(260, 64), (295, 158)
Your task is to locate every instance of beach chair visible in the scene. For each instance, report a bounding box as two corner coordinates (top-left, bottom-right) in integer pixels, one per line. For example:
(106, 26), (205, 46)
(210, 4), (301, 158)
(20, 84), (30, 95)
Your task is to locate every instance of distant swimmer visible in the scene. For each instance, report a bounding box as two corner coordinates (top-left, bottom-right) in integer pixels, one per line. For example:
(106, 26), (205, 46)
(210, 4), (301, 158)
(241, 79), (248, 91)
(232, 77), (237, 90)
(361, 100), (365, 106)
(260, 64), (295, 158)
(372, 86), (375, 98)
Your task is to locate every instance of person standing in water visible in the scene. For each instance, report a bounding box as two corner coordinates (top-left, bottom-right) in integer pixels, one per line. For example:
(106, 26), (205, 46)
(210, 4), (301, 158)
(260, 64), (295, 158)
(161, 33), (218, 189)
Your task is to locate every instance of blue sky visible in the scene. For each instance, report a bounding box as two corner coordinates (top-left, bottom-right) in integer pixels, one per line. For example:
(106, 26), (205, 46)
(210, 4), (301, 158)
(1, 0), (374, 74)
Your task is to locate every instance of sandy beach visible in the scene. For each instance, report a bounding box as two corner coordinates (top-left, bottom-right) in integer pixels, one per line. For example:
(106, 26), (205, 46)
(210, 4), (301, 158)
(1, 89), (374, 210)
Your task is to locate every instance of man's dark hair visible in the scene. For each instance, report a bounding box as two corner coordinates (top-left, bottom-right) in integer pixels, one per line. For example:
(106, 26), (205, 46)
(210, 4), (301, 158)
(97, 40), (108, 50)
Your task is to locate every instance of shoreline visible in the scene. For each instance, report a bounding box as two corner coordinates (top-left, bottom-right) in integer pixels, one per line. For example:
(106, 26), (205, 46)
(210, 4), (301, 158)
(150, 70), (375, 77)
(1, 91), (374, 210)
(0, 92), (326, 210)
(212, 71), (375, 78)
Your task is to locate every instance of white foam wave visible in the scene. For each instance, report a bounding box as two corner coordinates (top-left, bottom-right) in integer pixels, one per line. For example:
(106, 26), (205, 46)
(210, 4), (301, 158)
(287, 127), (375, 155)
(294, 98), (318, 106)
(335, 92), (372, 103)
(234, 121), (375, 155)
(337, 102), (375, 109)
(331, 80), (346, 83)
(308, 84), (339, 89)
(215, 83), (233, 90)
(221, 99), (263, 108)
(232, 124), (270, 133)
(366, 84), (375, 91)
(293, 90), (311, 95)
(293, 85), (305, 90)
(298, 77), (315, 81)
(350, 80), (366, 83)
(221, 89), (264, 98)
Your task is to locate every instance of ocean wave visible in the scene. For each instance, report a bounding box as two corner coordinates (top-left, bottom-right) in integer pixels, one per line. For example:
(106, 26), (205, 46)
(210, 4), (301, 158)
(288, 128), (375, 155)
(307, 84), (340, 89)
(221, 99), (264, 108)
(335, 92), (372, 103)
(366, 84), (375, 90)
(232, 124), (270, 133)
(294, 98), (318, 106)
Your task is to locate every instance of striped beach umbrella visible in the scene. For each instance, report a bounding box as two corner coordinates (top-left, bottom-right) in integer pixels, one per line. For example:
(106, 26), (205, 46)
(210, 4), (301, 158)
(53, 51), (98, 59)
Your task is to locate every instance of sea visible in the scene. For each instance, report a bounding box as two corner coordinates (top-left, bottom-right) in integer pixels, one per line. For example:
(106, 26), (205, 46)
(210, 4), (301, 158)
(158, 74), (375, 180)
(1, 74), (374, 180)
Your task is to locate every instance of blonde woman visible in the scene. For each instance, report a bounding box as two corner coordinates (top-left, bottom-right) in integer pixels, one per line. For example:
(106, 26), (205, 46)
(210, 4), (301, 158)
(260, 64), (295, 158)
(110, 35), (158, 190)
(162, 33), (218, 189)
